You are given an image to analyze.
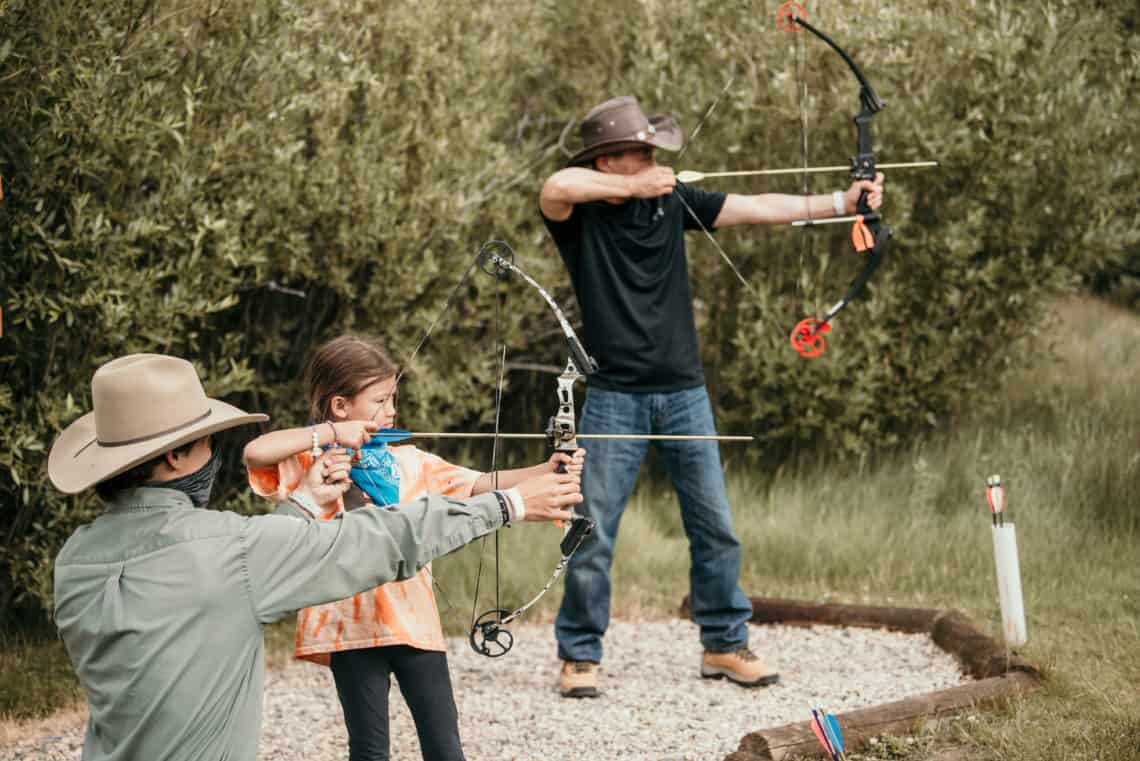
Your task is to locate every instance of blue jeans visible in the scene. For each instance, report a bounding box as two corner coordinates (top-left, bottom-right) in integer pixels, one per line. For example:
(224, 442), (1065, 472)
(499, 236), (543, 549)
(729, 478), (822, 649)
(555, 385), (753, 662)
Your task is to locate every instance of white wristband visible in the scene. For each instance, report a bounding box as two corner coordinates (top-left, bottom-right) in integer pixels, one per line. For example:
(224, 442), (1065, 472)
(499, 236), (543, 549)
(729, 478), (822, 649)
(503, 487), (525, 522)
(832, 190), (847, 216)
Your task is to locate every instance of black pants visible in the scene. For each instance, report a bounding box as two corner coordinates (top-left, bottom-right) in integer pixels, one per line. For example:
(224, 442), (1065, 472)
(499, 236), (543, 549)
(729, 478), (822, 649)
(329, 645), (465, 761)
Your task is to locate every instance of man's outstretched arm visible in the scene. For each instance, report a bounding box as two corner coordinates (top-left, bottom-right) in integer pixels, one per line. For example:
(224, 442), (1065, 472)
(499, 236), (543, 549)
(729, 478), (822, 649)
(713, 173), (885, 228)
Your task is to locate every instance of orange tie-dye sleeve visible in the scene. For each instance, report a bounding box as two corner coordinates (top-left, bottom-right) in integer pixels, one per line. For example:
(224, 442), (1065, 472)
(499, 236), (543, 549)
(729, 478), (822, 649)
(289, 446), (477, 663)
(247, 452), (315, 504)
(415, 449), (482, 500)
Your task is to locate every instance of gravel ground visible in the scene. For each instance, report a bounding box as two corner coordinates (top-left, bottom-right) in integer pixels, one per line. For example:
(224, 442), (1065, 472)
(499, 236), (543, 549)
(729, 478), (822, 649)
(3, 618), (966, 761)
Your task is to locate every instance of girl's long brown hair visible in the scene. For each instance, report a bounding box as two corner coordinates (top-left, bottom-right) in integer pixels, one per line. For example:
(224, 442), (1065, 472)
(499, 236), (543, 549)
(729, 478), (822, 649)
(304, 335), (398, 422)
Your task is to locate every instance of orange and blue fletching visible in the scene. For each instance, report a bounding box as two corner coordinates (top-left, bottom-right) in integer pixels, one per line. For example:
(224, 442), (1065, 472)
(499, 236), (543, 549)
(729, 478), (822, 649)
(810, 710), (836, 758)
(350, 429), (413, 454)
(825, 713), (845, 754)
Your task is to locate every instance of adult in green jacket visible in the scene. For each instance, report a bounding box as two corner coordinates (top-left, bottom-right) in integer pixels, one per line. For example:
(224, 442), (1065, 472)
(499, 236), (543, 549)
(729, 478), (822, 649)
(48, 353), (582, 761)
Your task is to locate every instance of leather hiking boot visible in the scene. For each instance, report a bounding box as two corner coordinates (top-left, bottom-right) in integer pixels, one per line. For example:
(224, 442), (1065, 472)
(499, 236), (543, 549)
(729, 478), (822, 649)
(559, 660), (600, 698)
(700, 648), (779, 687)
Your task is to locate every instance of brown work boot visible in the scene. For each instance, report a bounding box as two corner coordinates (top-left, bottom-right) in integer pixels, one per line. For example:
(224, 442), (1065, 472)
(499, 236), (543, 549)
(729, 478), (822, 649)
(559, 660), (600, 698)
(700, 647), (779, 687)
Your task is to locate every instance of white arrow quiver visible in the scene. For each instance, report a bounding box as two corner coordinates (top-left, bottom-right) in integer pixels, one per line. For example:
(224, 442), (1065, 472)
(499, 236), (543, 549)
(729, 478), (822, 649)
(986, 475), (1027, 647)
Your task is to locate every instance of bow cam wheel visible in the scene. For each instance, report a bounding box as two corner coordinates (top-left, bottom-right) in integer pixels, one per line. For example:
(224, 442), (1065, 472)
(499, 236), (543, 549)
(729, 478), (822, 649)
(469, 609), (514, 657)
(477, 240), (515, 281)
(790, 317), (829, 358)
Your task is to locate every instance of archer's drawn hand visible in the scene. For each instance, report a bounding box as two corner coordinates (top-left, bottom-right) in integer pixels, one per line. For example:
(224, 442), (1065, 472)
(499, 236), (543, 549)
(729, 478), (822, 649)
(515, 469), (583, 523)
(627, 166), (676, 199)
(843, 171), (885, 212)
(330, 420), (380, 450)
(303, 447), (354, 509)
(546, 448), (586, 476)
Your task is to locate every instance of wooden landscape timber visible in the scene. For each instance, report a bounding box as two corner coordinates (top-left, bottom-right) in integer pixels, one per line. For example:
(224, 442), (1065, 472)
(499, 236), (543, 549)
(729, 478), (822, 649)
(678, 596), (1042, 760)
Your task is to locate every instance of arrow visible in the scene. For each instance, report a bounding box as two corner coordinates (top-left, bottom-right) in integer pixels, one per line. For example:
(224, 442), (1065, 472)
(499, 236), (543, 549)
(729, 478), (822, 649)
(676, 160), (938, 184)
(792, 213), (868, 228)
(356, 428), (753, 446)
(810, 707), (847, 760)
(985, 474), (1005, 527)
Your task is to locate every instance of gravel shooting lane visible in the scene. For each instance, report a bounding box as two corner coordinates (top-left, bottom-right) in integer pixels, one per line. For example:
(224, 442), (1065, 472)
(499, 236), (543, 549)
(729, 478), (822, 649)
(2, 618), (967, 761)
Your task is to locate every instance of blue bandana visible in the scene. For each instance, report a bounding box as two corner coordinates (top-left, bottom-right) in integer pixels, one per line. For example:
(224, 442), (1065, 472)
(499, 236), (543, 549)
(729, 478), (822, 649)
(349, 439), (401, 507)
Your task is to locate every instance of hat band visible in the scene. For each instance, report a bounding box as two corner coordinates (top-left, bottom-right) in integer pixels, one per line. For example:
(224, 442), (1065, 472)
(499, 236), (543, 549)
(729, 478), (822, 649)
(96, 409), (214, 448)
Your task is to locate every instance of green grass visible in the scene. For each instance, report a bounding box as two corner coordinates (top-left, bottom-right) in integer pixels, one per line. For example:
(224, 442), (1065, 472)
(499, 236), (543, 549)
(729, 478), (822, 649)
(0, 624), (84, 722)
(435, 297), (1140, 760)
(5, 298), (1139, 761)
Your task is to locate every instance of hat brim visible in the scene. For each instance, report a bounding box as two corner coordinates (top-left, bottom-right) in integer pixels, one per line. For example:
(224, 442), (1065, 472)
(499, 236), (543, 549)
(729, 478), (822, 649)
(567, 114), (684, 166)
(48, 399), (268, 495)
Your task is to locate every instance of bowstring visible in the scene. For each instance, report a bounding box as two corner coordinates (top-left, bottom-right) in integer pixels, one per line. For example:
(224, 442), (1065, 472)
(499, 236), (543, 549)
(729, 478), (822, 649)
(796, 9), (815, 312)
(674, 67), (761, 297)
(468, 277), (510, 633)
(389, 130), (556, 619)
(672, 72), (789, 341)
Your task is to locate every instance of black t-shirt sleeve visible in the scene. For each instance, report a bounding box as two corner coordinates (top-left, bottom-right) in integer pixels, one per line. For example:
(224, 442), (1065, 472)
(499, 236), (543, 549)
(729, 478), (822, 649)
(542, 205), (580, 250)
(541, 203), (584, 280)
(677, 183), (727, 232)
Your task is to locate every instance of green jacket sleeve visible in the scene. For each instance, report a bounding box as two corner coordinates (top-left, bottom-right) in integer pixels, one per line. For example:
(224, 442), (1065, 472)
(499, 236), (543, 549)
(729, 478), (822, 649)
(241, 492), (504, 623)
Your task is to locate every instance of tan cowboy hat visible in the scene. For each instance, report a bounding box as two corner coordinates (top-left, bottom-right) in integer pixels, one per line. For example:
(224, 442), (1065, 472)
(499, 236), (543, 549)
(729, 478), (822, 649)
(566, 95), (684, 166)
(48, 354), (268, 494)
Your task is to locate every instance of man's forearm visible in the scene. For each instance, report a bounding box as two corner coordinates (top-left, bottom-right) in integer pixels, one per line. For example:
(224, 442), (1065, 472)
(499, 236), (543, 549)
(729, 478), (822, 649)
(542, 168), (631, 206)
(715, 192), (844, 227)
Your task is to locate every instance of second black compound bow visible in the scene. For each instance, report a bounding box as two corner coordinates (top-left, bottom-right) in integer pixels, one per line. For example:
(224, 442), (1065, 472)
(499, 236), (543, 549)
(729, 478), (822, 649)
(669, 2), (937, 358)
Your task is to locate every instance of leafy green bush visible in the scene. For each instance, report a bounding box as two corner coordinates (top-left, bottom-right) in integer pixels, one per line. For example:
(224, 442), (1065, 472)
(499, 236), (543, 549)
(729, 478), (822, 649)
(1, 0), (1135, 622)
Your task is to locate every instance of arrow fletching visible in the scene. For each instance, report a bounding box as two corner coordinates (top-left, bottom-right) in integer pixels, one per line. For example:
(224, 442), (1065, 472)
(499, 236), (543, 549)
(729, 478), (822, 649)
(810, 709), (837, 759)
(985, 475), (1004, 514)
(985, 474), (1005, 527)
(825, 713), (845, 755)
(676, 170), (705, 183)
(347, 429), (414, 453)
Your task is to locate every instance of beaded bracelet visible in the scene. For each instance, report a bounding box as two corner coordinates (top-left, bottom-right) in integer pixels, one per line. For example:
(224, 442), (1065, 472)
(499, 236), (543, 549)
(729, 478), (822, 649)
(310, 427), (321, 458)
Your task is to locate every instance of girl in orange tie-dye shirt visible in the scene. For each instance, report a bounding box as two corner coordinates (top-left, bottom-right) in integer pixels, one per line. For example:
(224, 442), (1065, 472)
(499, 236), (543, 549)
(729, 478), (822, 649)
(243, 334), (583, 761)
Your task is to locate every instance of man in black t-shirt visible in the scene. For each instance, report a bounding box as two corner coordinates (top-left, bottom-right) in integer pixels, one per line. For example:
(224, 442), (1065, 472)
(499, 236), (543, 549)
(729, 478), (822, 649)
(541, 96), (883, 698)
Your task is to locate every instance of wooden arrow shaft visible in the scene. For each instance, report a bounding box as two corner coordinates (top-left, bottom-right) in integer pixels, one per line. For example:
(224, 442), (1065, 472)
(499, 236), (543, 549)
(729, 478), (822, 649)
(390, 432), (754, 442)
(677, 160), (938, 183)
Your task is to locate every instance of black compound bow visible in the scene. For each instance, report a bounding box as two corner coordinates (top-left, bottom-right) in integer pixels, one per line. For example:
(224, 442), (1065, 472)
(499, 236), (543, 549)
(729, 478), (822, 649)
(466, 240), (598, 657)
(784, 8), (893, 358)
(670, 2), (937, 358)
(395, 240), (752, 657)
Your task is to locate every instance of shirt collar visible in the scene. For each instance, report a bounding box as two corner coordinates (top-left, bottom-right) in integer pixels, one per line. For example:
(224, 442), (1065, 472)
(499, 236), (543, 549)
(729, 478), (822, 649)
(105, 487), (196, 514)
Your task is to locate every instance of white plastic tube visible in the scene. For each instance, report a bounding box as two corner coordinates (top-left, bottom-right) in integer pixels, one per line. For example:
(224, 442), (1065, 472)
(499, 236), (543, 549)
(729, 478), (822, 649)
(991, 524), (1028, 647)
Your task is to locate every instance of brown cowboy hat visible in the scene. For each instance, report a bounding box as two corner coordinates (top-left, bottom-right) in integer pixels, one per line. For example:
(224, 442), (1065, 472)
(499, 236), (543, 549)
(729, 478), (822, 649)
(566, 95), (684, 166)
(48, 354), (268, 494)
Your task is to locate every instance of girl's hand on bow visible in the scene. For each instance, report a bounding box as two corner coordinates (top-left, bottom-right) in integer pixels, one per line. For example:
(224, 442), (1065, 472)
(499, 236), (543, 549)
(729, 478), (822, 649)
(330, 420), (380, 450)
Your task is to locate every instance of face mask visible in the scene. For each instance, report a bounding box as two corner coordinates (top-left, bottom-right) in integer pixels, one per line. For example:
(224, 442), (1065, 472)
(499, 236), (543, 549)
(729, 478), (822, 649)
(149, 448), (221, 508)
